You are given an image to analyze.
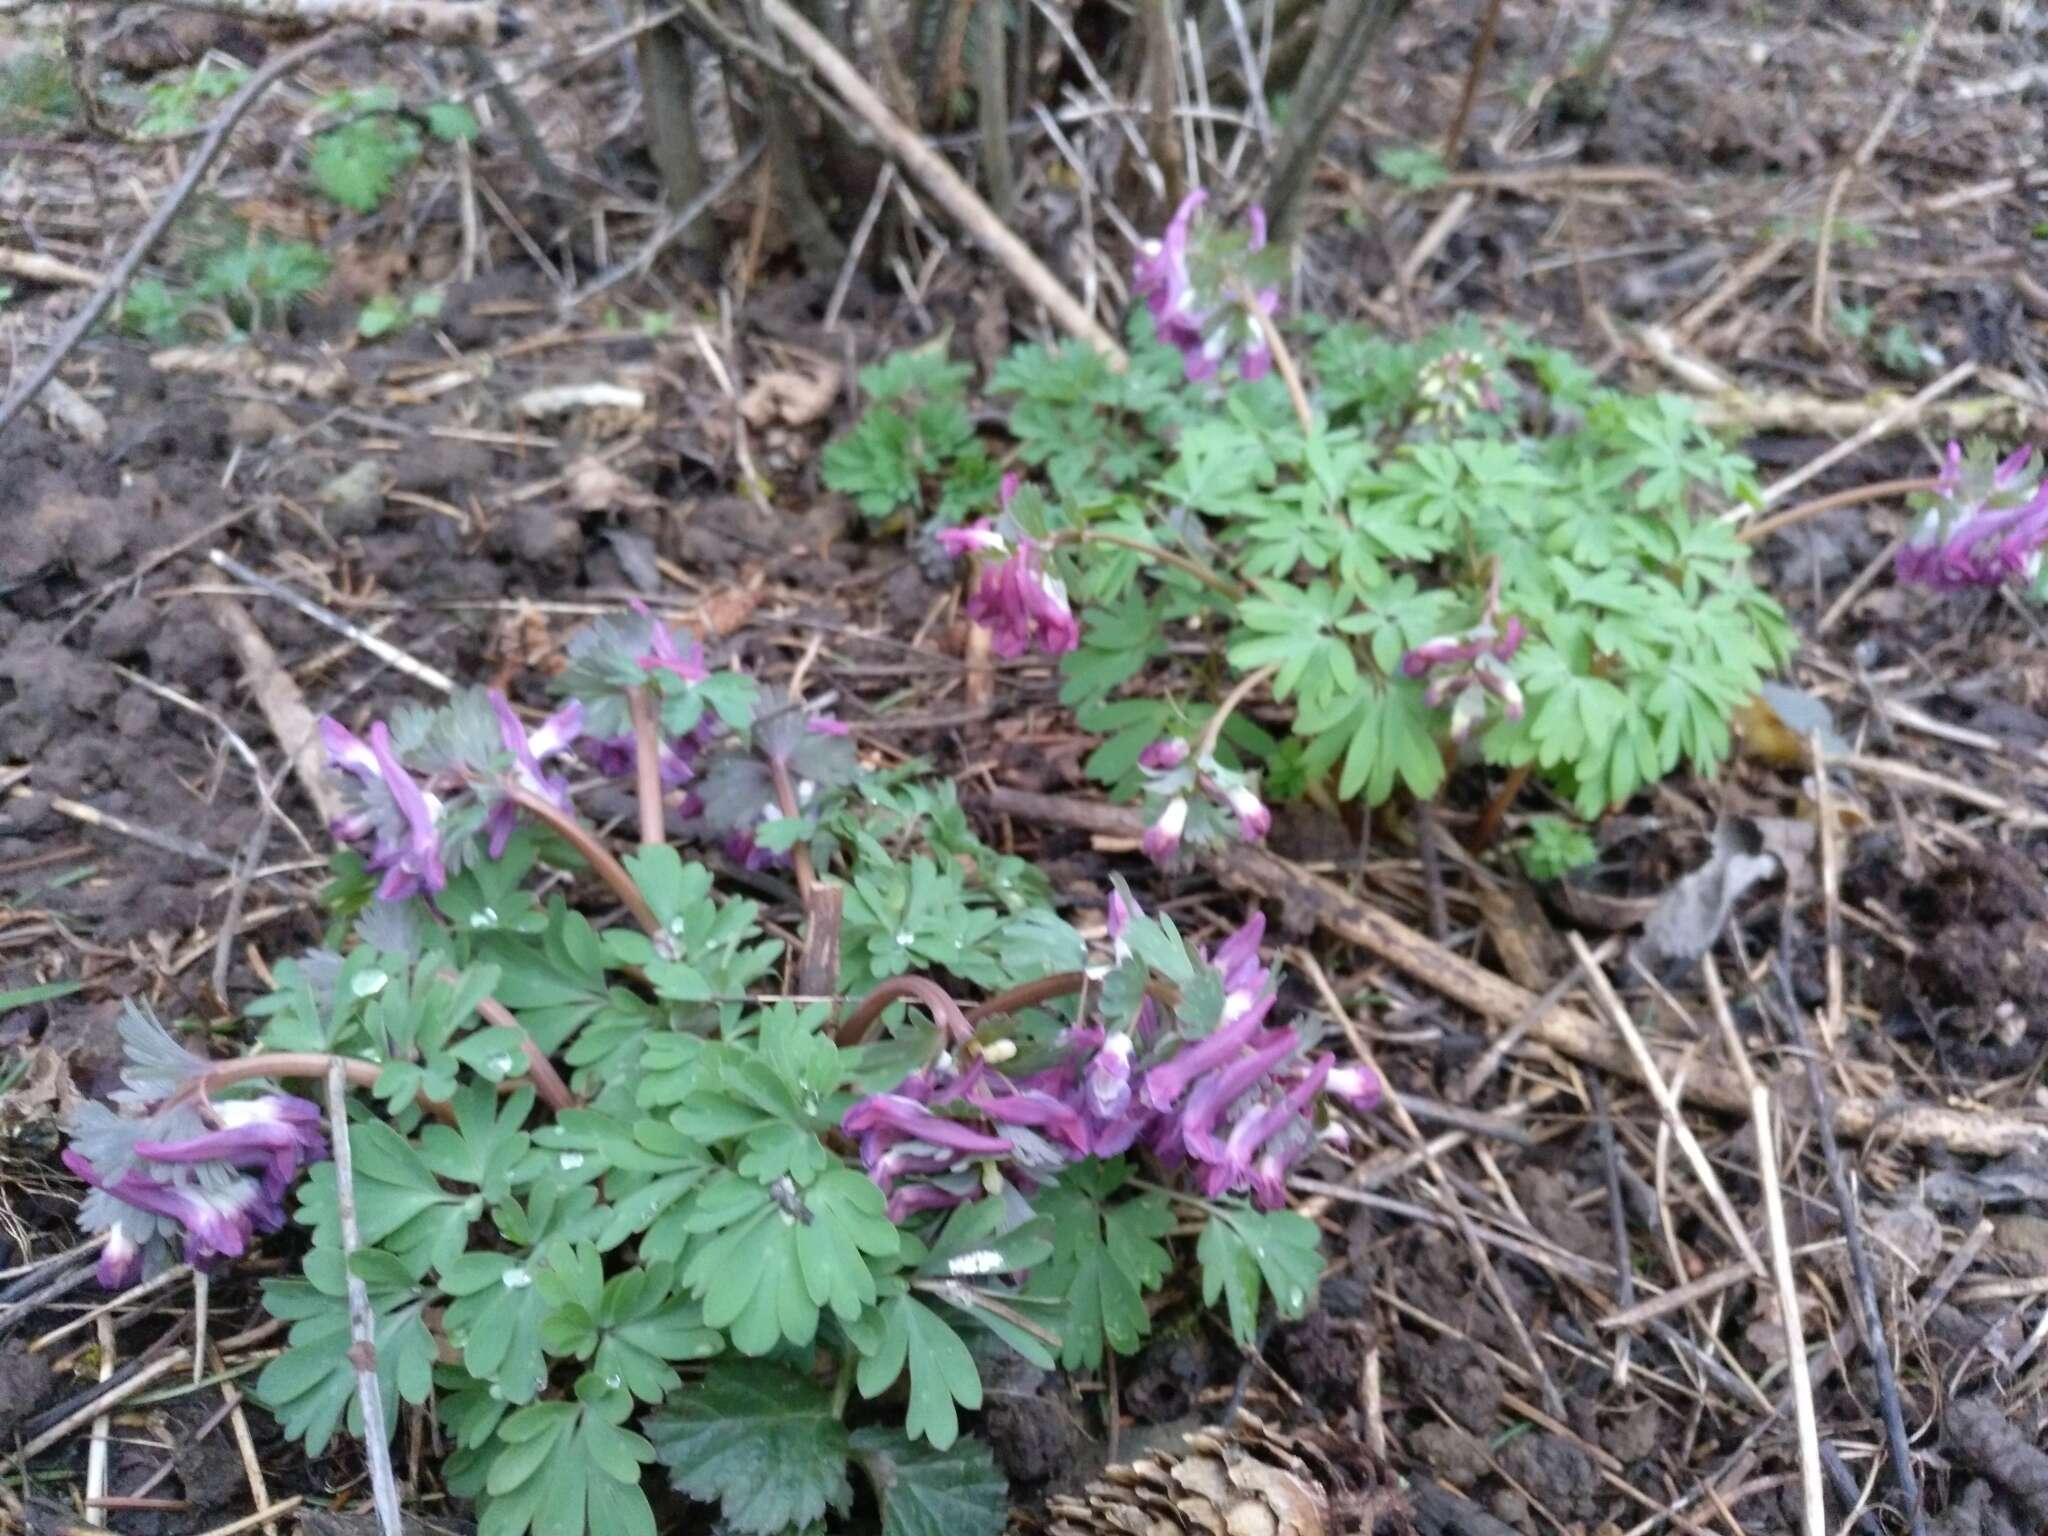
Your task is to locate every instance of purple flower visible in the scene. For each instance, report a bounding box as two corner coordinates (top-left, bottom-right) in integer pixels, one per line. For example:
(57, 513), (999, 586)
(98, 1225), (143, 1289)
(1085, 1032), (1134, 1120)
(963, 537), (1079, 659)
(1173, 1027), (1303, 1164)
(62, 1148), (279, 1270)
(1896, 443), (2048, 591)
(485, 693), (585, 856)
(844, 1094), (1015, 1159)
(322, 717), (448, 900)
(844, 1074), (1063, 1222)
(1132, 190), (1281, 384)
(1326, 1064), (1383, 1113)
(1199, 1054), (1331, 1203)
(937, 521), (1009, 559)
(1140, 795), (1187, 866)
(1219, 781), (1271, 843)
(1138, 737), (1190, 772)
(629, 599), (708, 683)
(1139, 1008), (1263, 1115)
(133, 1093), (327, 1203)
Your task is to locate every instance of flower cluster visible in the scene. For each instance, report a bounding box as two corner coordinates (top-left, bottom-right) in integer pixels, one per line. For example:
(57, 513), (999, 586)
(576, 600), (712, 782)
(1413, 348), (1505, 425)
(936, 473), (1079, 659)
(842, 895), (1379, 1215)
(1132, 736), (1271, 867)
(66, 1091), (328, 1287)
(1402, 567), (1526, 742)
(324, 690), (584, 901)
(1896, 441), (2048, 592)
(1133, 190), (1280, 384)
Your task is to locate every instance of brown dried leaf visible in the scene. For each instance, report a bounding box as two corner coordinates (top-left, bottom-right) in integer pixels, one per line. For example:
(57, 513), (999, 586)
(0, 1045), (80, 1129)
(564, 457), (655, 512)
(738, 361), (842, 428)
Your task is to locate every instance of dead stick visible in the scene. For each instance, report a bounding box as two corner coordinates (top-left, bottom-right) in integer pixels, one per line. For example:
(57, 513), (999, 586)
(626, 686), (667, 850)
(1752, 1084), (1825, 1536)
(1807, 0), (1945, 344)
(979, 787), (2048, 1156)
(1440, 0), (1506, 165)
(28, 0), (495, 41)
(1772, 956), (1927, 1535)
(0, 31), (356, 437)
(206, 595), (346, 831)
(325, 1062), (404, 1536)
(754, 0), (1126, 364)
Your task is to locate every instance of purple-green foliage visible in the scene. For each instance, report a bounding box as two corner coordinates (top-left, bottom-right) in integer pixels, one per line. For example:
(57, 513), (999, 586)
(56, 600), (1381, 1536)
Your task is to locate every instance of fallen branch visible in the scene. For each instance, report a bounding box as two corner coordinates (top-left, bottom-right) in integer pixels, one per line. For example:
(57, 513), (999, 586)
(0, 30), (357, 439)
(754, 0), (1126, 365)
(206, 594), (346, 831)
(980, 788), (2048, 1156)
(16, 0), (496, 42)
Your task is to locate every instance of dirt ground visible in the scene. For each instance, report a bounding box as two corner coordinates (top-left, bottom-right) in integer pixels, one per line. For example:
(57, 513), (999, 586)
(4, 1), (2048, 1532)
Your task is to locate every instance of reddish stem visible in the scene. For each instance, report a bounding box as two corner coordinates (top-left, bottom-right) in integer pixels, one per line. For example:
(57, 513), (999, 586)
(506, 786), (661, 937)
(625, 685), (667, 851)
(833, 975), (978, 1047)
(765, 756), (818, 901)
(1739, 475), (1939, 544)
(474, 993), (579, 1111)
(964, 969), (1182, 1026)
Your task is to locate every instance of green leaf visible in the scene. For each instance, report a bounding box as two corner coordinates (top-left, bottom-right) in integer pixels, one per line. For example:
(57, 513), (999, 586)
(298, 1116), (478, 1274)
(855, 1292), (983, 1449)
(681, 1167), (895, 1354)
(357, 292), (404, 339)
(309, 116), (419, 212)
(425, 100), (480, 141)
(479, 1375), (655, 1536)
(1196, 1205), (1323, 1346)
(1025, 1169), (1172, 1368)
(646, 1360), (852, 1535)
(537, 1246), (719, 1401)
(851, 1428), (1008, 1536)
(256, 1248), (437, 1455)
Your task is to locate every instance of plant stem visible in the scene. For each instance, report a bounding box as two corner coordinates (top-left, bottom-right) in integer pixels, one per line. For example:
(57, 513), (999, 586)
(626, 686), (668, 851)
(765, 756), (818, 901)
(1195, 664), (1275, 761)
(1262, 0), (1409, 238)
(181, 1053), (386, 1098)
(1572, 0), (1648, 109)
(1471, 761), (1529, 852)
(475, 995), (579, 1111)
(833, 974), (978, 1046)
(974, 0), (1015, 218)
(506, 787), (661, 937)
(1737, 475), (1938, 544)
(1139, 0), (1185, 210)
(1236, 284), (1315, 436)
(1439, 0), (1506, 165)
(1055, 529), (1246, 601)
(964, 969), (1183, 1025)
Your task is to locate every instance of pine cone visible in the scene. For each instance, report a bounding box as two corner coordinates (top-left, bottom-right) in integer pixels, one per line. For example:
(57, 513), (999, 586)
(1041, 1412), (1412, 1536)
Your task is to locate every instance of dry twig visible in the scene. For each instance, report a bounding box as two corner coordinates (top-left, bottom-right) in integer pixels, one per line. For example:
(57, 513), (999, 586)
(326, 1061), (405, 1536)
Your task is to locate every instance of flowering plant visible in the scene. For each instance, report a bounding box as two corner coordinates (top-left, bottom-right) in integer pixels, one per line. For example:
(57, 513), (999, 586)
(56, 601), (1381, 1536)
(828, 199), (1794, 844)
(1896, 440), (2048, 592)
